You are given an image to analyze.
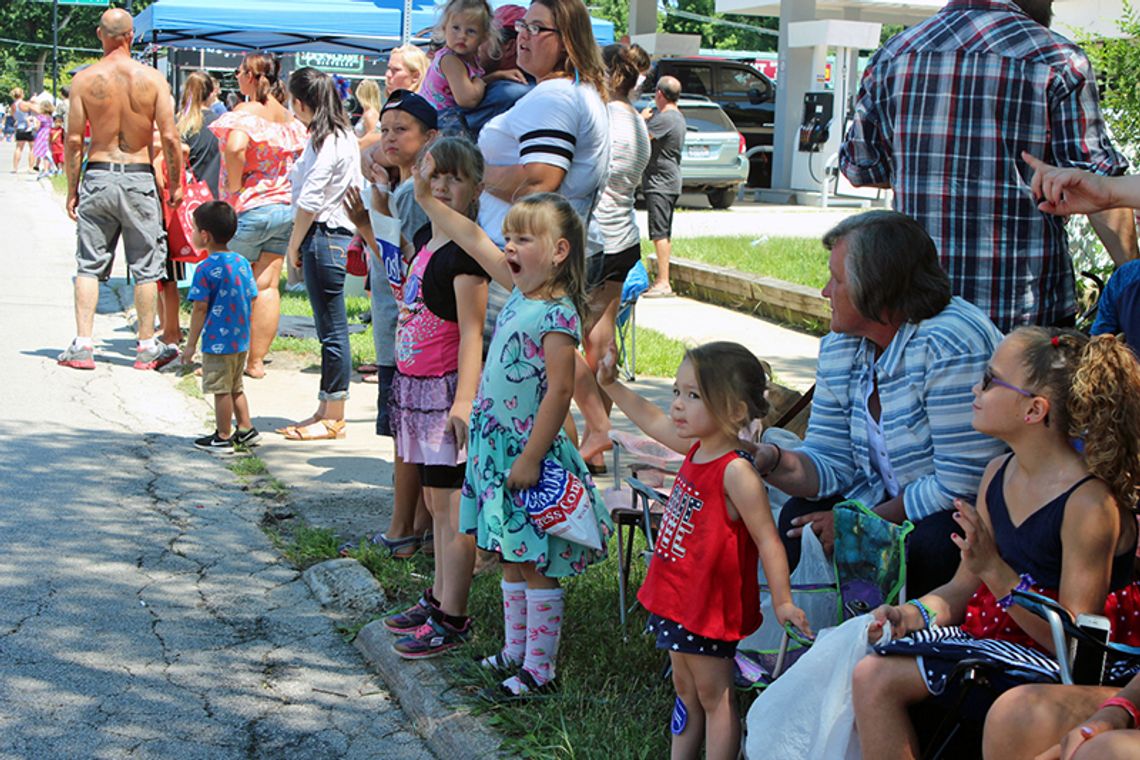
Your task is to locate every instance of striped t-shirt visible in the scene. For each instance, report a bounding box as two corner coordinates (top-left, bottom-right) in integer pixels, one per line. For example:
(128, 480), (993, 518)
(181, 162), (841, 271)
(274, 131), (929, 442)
(800, 297), (1007, 522)
(595, 101), (651, 254)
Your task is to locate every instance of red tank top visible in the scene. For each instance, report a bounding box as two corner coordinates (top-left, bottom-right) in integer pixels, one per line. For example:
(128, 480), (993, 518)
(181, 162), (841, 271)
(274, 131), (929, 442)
(637, 444), (761, 641)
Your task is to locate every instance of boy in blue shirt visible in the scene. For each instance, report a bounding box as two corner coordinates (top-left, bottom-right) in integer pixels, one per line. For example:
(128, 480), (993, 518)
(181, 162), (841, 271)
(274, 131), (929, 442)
(182, 201), (260, 453)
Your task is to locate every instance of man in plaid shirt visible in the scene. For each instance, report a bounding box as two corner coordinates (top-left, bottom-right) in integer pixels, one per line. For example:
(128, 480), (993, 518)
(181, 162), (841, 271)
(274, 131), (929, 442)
(840, 0), (1137, 333)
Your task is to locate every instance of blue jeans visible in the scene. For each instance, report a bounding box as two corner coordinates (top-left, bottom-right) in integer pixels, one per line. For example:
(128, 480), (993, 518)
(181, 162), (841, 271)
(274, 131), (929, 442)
(302, 225), (353, 401)
(463, 79), (534, 138)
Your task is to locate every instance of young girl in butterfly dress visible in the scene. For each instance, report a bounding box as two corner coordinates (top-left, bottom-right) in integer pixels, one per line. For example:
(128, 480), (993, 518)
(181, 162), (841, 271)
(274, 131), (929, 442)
(598, 340), (809, 760)
(348, 137), (491, 659)
(413, 153), (613, 698)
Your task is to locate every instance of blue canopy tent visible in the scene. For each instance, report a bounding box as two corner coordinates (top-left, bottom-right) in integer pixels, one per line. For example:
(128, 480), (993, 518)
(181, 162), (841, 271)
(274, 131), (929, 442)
(134, 0), (439, 53)
(351, 0), (615, 46)
(135, 0), (613, 53)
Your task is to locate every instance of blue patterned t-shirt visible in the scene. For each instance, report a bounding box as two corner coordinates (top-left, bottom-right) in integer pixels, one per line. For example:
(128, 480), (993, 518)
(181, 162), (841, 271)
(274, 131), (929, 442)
(187, 252), (258, 355)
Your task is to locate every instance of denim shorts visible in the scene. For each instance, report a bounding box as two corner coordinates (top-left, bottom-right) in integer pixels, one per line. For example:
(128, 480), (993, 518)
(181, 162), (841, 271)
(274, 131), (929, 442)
(229, 203), (293, 262)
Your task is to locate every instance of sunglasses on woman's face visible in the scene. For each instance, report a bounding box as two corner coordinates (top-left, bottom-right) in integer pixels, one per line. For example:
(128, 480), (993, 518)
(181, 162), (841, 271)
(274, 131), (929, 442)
(981, 366), (1036, 398)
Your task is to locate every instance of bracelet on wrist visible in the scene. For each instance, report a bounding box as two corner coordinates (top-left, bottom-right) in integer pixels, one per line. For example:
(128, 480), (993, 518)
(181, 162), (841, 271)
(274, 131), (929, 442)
(996, 573), (1036, 610)
(906, 599), (936, 630)
(758, 443), (782, 477)
(1099, 697), (1140, 729)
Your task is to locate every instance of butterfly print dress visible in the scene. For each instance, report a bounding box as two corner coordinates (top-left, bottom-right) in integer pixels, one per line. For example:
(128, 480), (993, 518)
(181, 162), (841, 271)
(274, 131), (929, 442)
(459, 289), (613, 577)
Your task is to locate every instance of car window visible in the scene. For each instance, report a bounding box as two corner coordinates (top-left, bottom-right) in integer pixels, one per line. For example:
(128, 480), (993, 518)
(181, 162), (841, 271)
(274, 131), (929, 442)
(717, 66), (772, 99)
(672, 66), (712, 97)
(679, 105), (735, 133)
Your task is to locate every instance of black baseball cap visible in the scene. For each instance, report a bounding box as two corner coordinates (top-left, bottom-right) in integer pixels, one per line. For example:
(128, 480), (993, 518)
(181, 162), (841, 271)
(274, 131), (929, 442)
(381, 89), (438, 131)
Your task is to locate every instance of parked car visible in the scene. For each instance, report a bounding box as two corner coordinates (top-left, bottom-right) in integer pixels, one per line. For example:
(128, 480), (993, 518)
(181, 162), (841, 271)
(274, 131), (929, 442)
(644, 57), (776, 188)
(636, 96), (749, 209)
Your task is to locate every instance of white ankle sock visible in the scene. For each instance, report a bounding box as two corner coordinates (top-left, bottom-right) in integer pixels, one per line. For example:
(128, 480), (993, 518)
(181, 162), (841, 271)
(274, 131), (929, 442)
(138, 337), (157, 352)
(72, 337), (94, 350)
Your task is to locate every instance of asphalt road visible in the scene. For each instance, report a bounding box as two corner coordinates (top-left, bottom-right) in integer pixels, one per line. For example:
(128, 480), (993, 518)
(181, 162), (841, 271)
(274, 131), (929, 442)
(0, 152), (432, 759)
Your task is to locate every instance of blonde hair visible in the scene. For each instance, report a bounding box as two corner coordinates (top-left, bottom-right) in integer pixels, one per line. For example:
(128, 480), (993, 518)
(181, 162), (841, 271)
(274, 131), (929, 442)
(684, 342), (770, 440)
(531, 0), (607, 99)
(356, 79), (382, 114)
(177, 71), (214, 138)
(425, 136), (484, 219)
(389, 45), (430, 92)
(10, 87), (24, 100)
(433, 0), (499, 58)
(503, 193), (589, 322)
(1015, 327), (1140, 511)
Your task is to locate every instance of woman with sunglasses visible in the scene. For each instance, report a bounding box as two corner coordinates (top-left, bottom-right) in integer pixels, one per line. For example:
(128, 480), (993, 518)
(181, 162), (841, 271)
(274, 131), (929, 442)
(846, 326), (1140, 760)
(209, 53), (307, 379)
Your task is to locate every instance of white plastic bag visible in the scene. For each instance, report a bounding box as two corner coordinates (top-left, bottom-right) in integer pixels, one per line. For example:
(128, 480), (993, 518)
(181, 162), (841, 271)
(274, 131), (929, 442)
(744, 614), (889, 760)
(742, 527), (838, 653)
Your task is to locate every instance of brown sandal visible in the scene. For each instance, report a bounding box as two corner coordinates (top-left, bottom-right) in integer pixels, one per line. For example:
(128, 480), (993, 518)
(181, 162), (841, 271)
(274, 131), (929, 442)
(281, 419), (346, 441)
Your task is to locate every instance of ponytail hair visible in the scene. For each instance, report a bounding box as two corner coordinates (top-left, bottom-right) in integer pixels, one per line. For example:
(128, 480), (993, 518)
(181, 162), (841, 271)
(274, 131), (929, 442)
(502, 193), (589, 324)
(601, 44), (649, 102)
(243, 52), (285, 105)
(1017, 327), (1140, 511)
(288, 67), (352, 152)
(177, 70), (214, 138)
(684, 342), (770, 441)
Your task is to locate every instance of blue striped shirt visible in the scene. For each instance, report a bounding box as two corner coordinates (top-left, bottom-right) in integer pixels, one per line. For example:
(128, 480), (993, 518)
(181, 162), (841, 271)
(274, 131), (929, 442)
(801, 297), (1007, 521)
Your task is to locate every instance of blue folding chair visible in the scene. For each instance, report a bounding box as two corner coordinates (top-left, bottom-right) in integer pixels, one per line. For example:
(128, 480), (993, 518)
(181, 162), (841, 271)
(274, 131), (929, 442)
(615, 260), (649, 381)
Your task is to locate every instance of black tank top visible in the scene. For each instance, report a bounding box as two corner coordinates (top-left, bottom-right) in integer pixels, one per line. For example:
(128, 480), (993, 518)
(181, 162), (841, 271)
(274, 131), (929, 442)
(986, 455), (1135, 590)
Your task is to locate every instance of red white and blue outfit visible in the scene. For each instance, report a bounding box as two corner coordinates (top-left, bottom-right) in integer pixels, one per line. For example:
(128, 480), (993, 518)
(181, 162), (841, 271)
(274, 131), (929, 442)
(640, 444), (761, 657)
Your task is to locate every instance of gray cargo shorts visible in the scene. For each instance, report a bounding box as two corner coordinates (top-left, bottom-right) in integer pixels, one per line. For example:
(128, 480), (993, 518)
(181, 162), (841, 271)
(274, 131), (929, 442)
(75, 168), (166, 284)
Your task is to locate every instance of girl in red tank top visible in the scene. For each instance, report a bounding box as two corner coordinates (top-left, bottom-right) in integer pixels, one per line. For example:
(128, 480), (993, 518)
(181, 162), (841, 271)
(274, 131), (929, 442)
(600, 341), (809, 760)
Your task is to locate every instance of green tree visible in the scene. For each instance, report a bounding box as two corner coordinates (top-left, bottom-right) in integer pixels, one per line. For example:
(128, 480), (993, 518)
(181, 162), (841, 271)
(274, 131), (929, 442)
(1080, 2), (1140, 151)
(0, 0), (153, 97)
(659, 0), (778, 51)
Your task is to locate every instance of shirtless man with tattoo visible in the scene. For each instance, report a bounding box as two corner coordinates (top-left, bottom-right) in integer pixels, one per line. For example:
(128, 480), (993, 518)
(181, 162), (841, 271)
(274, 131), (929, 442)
(59, 8), (184, 370)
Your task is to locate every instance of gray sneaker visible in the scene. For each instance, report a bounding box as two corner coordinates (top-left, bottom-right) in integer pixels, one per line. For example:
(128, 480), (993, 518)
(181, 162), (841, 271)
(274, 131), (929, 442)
(58, 343), (95, 370)
(134, 341), (179, 371)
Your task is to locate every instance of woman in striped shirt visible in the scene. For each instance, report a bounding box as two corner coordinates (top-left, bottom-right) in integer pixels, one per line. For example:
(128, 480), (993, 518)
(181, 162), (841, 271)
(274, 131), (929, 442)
(749, 210), (1006, 597)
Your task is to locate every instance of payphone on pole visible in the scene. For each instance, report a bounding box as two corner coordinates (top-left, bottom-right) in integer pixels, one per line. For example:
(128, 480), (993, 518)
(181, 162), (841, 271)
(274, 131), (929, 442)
(787, 20), (881, 194)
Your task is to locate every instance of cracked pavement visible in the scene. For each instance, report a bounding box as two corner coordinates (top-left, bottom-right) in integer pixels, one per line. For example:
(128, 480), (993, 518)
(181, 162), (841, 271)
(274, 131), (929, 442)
(0, 146), (433, 759)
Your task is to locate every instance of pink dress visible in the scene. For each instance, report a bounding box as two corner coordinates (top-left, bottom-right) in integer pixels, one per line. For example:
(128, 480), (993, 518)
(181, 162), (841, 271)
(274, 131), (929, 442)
(420, 49), (484, 111)
(32, 114), (51, 160)
(208, 110), (307, 213)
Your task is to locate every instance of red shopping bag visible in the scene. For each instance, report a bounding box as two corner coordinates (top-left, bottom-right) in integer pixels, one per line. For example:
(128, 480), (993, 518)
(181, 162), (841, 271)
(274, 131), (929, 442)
(166, 174), (214, 263)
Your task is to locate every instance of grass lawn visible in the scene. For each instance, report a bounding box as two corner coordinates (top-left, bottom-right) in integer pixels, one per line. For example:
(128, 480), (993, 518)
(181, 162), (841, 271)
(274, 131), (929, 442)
(274, 522), (695, 759)
(193, 275), (691, 379)
(661, 236), (829, 291)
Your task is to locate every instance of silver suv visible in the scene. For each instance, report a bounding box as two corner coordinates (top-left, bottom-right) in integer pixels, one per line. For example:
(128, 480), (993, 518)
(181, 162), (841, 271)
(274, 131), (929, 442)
(638, 96), (749, 209)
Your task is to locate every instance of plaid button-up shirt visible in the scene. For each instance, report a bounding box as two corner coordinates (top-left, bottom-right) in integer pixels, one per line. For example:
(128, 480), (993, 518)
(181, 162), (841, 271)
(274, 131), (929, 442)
(840, 0), (1126, 332)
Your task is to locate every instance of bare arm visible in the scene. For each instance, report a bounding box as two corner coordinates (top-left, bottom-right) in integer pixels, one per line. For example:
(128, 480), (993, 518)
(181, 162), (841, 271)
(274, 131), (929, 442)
(725, 459), (811, 634)
(440, 53), (485, 109)
(64, 86), (88, 221)
(1089, 207), (1139, 266)
(1025, 152), (1140, 215)
(747, 442), (822, 497)
(413, 157), (511, 287)
(153, 75), (183, 207)
(448, 275), (489, 450)
(595, 347), (689, 454)
(483, 162), (566, 203)
(181, 301), (209, 364)
(286, 208), (317, 270)
(223, 130), (250, 194)
(506, 332), (577, 491)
